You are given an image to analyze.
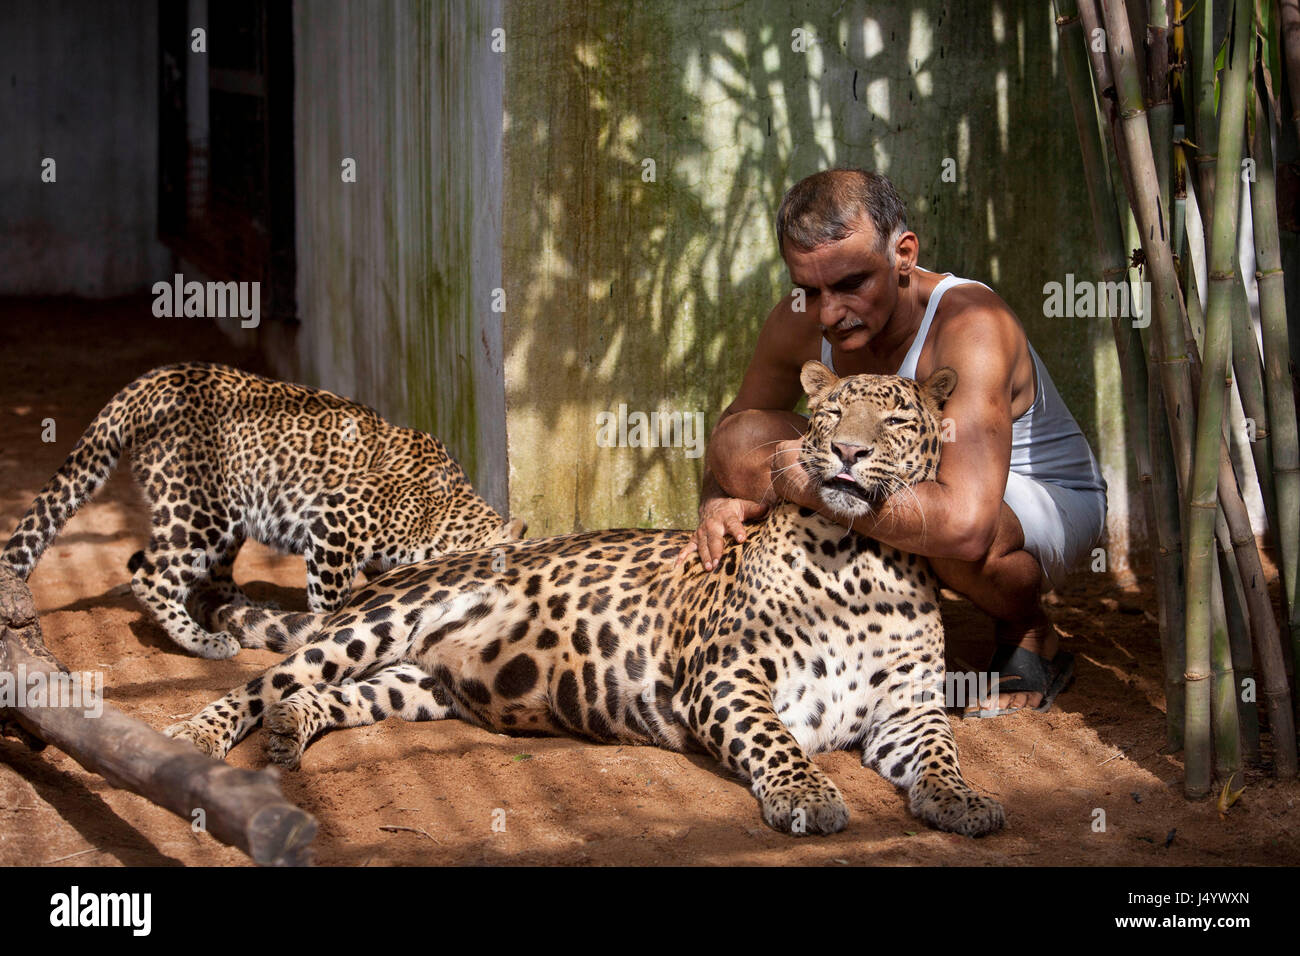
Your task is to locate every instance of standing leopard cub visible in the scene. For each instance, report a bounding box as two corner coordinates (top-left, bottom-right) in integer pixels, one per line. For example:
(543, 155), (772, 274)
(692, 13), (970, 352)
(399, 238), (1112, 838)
(3, 362), (524, 659)
(167, 362), (1004, 838)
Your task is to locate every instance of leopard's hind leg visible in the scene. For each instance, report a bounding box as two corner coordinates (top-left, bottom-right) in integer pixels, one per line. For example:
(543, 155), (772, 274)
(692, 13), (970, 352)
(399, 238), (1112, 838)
(131, 533), (241, 659)
(214, 605), (331, 652)
(263, 662), (452, 768)
(185, 534), (283, 631)
(165, 589), (490, 758)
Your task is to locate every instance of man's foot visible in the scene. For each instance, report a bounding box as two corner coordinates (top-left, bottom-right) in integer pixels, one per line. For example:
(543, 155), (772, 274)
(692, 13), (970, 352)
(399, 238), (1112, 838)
(962, 614), (1071, 716)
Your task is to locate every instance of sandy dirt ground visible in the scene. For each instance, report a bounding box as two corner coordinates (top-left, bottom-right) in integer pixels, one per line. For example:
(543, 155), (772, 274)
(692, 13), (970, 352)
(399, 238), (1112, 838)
(1, 298), (1298, 866)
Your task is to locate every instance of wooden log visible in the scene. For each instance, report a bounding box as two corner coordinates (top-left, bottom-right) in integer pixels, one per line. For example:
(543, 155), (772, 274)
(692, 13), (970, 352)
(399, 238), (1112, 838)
(0, 564), (317, 865)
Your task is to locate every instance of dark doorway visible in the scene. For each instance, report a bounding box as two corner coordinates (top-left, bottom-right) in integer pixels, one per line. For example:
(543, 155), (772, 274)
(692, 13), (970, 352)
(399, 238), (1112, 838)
(157, 0), (296, 321)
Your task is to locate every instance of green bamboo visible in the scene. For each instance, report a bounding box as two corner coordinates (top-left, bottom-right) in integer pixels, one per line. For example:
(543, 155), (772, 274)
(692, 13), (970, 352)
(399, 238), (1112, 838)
(1095, 0), (1206, 790)
(1092, 0), (1198, 496)
(1217, 445), (1298, 776)
(1280, 0), (1300, 127)
(1191, 0), (1220, 215)
(1169, 2), (1295, 782)
(1075, 0), (1297, 784)
(1148, 0), (1175, 213)
(1184, 0), (1252, 798)
(1229, 266), (1279, 533)
(1057, 0), (1187, 748)
(1057, 1), (1152, 476)
(1150, 374), (1188, 747)
(1250, 72), (1300, 683)
(1149, 6), (1295, 778)
(1210, 552), (1243, 774)
(1217, 519), (1259, 764)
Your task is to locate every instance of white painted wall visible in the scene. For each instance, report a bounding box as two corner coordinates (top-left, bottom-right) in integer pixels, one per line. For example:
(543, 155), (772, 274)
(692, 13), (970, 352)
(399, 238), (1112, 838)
(288, 0), (508, 512)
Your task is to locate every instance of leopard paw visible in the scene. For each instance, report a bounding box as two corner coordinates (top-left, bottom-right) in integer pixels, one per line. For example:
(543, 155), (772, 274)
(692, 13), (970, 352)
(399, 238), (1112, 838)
(163, 718), (231, 759)
(759, 778), (850, 836)
(187, 629), (240, 660)
(911, 783), (1005, 837)
(263, 700), (311, 770)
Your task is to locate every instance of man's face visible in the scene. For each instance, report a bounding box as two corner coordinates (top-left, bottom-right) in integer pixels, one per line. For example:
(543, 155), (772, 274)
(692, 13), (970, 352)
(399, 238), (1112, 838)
(784, 217), (905, 352)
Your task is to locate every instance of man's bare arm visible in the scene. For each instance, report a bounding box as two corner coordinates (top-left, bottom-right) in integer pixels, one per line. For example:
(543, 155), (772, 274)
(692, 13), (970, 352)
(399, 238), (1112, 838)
(771, 306), (1019, 562)
(687, 295), (815, 567)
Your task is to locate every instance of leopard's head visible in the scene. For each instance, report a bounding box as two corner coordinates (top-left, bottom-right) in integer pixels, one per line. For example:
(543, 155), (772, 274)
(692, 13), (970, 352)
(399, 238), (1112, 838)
(798, 361), (957, 519)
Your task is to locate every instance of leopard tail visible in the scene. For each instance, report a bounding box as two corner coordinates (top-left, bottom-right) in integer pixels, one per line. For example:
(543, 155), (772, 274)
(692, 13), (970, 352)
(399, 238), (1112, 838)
(213, 605), (332, 653)
(0, 371), (162, 579)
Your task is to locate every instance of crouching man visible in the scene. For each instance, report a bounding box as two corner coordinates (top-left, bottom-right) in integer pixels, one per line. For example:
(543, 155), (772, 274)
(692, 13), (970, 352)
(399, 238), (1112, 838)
(683, 168), (1107, 715)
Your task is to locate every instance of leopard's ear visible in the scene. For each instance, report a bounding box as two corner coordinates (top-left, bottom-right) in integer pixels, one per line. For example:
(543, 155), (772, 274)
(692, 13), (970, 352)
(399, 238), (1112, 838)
(920, 366), (957, 411)
(801, 360), (840, 408)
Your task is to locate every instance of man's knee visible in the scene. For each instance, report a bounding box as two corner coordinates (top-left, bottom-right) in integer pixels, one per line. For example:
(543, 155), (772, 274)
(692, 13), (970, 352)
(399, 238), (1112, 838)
(928, 505), (1040, 603)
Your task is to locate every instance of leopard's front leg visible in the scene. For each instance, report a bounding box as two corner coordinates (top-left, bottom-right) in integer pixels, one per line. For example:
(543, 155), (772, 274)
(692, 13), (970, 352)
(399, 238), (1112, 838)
(862, 696), (1005, 837)
(682, 668), (849, 836)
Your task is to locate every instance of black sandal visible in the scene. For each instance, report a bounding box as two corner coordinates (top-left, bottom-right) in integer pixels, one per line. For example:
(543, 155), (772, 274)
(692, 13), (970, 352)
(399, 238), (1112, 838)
(963, 645), (1075, 718)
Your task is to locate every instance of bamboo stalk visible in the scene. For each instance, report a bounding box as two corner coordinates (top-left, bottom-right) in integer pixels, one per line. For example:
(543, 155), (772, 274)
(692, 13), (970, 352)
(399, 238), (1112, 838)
(1095, 0), (1211, 791)
(1073, 0), (1297, 785)
(1217, 445), (1298, 776)
(1280, 0), (1300, 127)
(1216, 519), (1259, 763)
(1250, 72), (1300, 680)
(1183, 0), (1252, 798)
(1167, 3), (1297, 781)
(1148, 0), (1175, 214)
(1191, 0), (1220, 215)
(1091, 0), (1199, 495)
(1180, 181), (1296, 774)
(1150, 374), (1188, 747)
(1210, 552), (1242, 775)
(1190, 255), (1297, 776)
(1057, 0), (1188, 750)
(1229, 259), (1279, 533)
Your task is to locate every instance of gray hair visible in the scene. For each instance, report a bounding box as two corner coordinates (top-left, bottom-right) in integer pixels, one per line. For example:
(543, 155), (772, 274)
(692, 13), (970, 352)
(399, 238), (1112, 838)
(776, 168), (909, 263)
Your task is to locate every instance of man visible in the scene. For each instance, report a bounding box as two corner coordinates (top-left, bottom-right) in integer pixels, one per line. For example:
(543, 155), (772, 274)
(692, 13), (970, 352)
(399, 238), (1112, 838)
(683, 168), (1107, 715)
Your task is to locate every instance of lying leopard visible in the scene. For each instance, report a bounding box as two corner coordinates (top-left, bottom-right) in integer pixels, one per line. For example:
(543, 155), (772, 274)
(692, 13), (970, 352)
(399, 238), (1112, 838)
(166, 362), (1004, 837)
(3, 363), (524, 659)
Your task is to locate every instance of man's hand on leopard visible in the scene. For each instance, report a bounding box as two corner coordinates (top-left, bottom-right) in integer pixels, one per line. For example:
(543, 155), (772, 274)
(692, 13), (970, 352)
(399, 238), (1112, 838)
(678, 496), (769, 570)
(679, 436), (820, 571)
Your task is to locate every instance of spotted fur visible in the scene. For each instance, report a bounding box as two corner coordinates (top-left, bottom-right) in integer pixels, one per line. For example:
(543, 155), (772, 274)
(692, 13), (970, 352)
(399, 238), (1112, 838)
(166, 362), (1004, 837)
(2, 363), (524, 659)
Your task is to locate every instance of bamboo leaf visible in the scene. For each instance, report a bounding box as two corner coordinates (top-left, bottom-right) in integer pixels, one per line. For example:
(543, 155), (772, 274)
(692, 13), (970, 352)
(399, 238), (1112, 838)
(1214, 33), (1228, 112)
(1258, 0), (1283, 122)
(1215, 772), (1246, 815)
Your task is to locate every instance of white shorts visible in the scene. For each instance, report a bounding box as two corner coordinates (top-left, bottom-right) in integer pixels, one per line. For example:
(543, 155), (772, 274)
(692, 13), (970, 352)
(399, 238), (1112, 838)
(1002, 471), (1107, 590)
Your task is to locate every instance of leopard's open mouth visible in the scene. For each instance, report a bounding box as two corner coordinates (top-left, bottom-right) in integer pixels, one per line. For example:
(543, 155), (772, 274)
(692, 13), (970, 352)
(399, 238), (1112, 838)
(823, 470), (887, 510)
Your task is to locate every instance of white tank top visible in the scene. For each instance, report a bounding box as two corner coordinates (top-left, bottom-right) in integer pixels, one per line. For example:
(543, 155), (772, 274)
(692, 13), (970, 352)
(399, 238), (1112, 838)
(819, 274), (1106, 492)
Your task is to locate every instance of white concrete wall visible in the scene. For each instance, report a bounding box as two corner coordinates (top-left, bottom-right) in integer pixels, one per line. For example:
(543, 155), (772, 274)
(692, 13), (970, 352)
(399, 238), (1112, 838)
(289, 0), (508, 512)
